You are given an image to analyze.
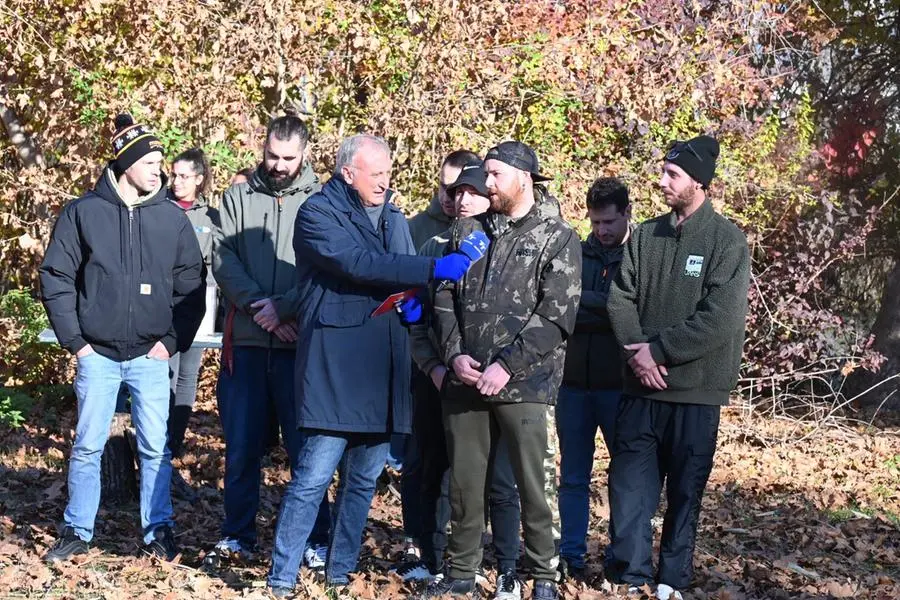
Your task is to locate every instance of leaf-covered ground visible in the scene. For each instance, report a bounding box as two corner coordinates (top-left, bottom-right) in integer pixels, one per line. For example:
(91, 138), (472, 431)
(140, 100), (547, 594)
(1, 362), (898, 599)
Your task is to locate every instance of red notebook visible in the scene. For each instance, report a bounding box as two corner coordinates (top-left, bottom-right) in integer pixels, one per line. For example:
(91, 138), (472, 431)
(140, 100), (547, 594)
(370, 288), (421, 318)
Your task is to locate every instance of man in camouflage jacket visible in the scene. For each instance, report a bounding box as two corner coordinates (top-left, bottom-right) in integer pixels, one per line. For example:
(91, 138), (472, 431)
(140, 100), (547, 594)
(425, 141), (581, 600)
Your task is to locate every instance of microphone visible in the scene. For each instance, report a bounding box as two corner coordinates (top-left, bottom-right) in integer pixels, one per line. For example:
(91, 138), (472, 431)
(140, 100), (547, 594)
(435, 230), (490, 292)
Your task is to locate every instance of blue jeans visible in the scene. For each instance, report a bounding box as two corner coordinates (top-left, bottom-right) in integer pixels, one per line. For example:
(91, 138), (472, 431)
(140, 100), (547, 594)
(217, 346), (330, 546)
(65, 351), (173, 544)
(269, 431), (390, 588)
(556, 386), (621, 569)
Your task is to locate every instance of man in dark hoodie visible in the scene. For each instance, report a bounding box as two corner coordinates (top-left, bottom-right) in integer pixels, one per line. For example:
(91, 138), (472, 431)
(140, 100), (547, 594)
(391, 149), (480, 554)
(267, 134), (471, 596)
(557, 177), (630, 580)
(407, 150), (477, 251)
(206, 114), (332, 568)
(606, 135), (750, 600)
(39, 114), (206, 562)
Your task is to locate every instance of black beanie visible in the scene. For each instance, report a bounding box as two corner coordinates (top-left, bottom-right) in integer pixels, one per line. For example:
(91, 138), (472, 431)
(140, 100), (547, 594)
(664, 135), (719, 188)
(111, 114), (164, 172)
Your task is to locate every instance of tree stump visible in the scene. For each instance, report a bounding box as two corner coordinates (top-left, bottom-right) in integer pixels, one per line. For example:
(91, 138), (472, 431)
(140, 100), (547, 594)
(100, 413), (138, 505)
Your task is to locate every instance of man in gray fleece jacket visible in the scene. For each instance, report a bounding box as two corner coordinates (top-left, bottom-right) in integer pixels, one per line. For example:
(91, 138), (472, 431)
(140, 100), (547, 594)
(606, 135), (750, 599)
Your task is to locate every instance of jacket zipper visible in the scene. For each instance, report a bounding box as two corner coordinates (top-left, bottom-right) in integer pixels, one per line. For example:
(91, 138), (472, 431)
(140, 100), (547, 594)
(127, 207), (135, 359)
(268, 196), (283, 348)
(670, 226), (682, 274)
(478, 229), (497, 298)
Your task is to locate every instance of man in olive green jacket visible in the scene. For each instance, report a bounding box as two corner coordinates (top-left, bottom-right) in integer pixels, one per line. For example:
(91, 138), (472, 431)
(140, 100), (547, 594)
(207, 115), (330, 567)
(606, 135), (750, 600)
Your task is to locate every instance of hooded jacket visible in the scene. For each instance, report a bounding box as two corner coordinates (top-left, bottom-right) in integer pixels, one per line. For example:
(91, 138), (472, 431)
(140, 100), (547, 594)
(177, 194), (220, 285)
(212, 162), (320, 349)
(433, 204), (582, 404)
(39, 165), (206, 361)
(408, 192), (453, 252)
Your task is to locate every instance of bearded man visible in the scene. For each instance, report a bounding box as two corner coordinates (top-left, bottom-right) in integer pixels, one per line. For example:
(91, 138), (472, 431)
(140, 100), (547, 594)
(606, 135), (750, 600)
(205, 114), (331, 567)
(422, 141), (582, 600)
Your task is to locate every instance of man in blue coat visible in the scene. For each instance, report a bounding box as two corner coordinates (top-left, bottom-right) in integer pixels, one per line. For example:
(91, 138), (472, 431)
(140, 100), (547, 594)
(267, 134), (472, 595)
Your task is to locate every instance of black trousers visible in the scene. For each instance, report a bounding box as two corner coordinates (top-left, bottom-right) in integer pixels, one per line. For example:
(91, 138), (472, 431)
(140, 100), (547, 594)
(606, 395), (720, 589)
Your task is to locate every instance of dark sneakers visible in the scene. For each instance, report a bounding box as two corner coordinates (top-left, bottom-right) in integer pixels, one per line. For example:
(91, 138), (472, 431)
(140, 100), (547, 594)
(420, 575), (480, 598)
(143, 525), (178, 561)
(556, 556), (585, 583)
(44, 527), (89, 563)
(170, 469), (198, 503)
(531, 580), (558, 600)
(494, 568), (521, 600)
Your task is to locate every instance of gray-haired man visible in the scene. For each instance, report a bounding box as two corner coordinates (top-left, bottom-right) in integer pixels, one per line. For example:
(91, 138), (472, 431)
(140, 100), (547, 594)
(266, 135), (473, 596)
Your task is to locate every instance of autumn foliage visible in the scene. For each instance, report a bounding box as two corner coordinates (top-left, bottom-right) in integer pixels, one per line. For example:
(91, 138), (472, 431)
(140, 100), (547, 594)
(0, 0), (887, 408)
(0, 2), (898, 598)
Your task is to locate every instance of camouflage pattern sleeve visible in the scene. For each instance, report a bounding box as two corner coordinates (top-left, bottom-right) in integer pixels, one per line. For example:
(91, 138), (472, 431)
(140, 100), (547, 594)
(608, 226), (648, 347)
(493, 226), (582, 376)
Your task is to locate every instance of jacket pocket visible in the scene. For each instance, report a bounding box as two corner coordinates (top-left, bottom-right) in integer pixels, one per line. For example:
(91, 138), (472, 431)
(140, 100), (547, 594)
(133, 276), (173, 342)
(318, 299), (372, 327)
(79, 269), (126, 343)
(663, 358), (704, 391)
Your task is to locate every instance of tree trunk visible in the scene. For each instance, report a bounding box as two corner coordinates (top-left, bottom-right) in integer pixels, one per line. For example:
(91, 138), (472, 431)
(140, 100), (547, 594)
(0, 84), (45, 168)
(852, 258), (900, 414)
(100, 413), (138, 505)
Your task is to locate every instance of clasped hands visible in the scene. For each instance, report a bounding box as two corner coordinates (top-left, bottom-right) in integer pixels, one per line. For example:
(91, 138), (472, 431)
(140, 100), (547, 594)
(451, 354), (510, 396)
(625, 342), (668, 390)
(250, 298), (298, 343)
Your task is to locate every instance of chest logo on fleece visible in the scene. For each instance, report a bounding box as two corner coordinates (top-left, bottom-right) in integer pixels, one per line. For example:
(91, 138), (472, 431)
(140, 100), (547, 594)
(684, 255), (704, 278)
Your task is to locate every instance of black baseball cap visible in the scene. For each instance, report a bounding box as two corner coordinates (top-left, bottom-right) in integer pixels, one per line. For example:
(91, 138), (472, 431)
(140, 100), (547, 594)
(485, 141), (552, 182)
(446, 159), (489, 196)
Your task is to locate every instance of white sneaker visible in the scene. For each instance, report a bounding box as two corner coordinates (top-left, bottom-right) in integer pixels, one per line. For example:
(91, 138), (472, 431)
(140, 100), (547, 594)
(203, 537), (256, 568)
(303, 544), (327, 570)
(390, 559), (438, 582)
(493, 569), (521, 600)
(656, 583), (683, 600)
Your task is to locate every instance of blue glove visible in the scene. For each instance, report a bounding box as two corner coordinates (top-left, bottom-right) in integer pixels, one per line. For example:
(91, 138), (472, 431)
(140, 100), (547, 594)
(433, 252), (471, 282)
(397, 294), (424, 325)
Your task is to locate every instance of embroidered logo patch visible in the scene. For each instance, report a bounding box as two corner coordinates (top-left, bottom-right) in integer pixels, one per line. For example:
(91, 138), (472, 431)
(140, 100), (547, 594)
(684, 255), (704, 278)
(516, 248), (537, 258)
(140, 284), (152, 295)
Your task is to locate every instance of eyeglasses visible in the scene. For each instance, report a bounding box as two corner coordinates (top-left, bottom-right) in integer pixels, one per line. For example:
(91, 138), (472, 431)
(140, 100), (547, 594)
(666, 141), (702, 162)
